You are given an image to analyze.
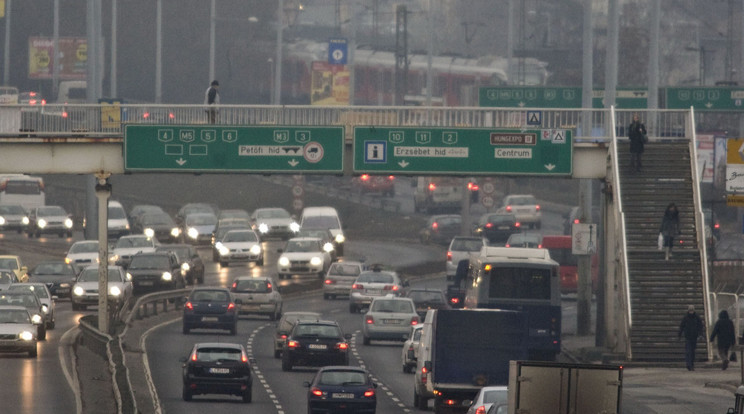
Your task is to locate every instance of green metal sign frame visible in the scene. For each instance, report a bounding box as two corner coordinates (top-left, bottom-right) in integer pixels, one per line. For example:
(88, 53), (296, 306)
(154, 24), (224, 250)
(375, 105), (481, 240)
(665, 87), (744, 111)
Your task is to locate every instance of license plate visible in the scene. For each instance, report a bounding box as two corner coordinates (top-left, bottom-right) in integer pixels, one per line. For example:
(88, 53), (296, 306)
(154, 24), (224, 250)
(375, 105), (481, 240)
(383, 319), (400, 324)
(209, 367), (230, 374)
(497, 226), (509, 230)
(139, 281), (154, 286)
(332, 393), (354, 399)
(202, 316), (218, 322)
(233, 254), (247, 258)
(366, 289), (381, 295)
(307, 344), (327, 350)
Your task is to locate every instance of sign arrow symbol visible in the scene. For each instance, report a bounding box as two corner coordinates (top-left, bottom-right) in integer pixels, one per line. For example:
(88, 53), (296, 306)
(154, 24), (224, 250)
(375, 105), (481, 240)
(706, 102), (713, 108)
(398, 160), (409, 168)
(176, 158), (187, 166)
(518, 101), (525, 107)
(288, 159), (299, 167)
(544, 163), (556, 171)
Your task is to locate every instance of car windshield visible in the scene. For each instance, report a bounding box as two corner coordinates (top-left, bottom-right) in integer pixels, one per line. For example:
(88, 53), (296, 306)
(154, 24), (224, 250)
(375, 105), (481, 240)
(451, 238), (483, 251)
(0, 258), (18, 270)
(279, 313), (320, 331)
(219, 210), (249, 220)
(141, 213), (174, 226)
(407, 291), (444, 304)
(186, 214), (217, 226)
(507, 196), (537, 206)
(371, 299), (413, 313)
(159, 247), (188, 260)
(33, 262), (75, 275)
(356, 273), (394, 284)
(0, 205), (25, 215)
(293, 324), (342, 338)
(195, 347), (242, 362)
(9, 285), (49, 299)
(483, 389), (508, 404)
(329, 263), (361, 277)
(223, 231), (258, 243)
(233, 279), (270, 293)
(191, 290), (230, 302)
(433, 216), (460, 226)
(487, 214), (514, 224)
(318, 370), (366, 386)
(0, 293), (37, 308)
(108, 206), (127, 219)
(129, 256), (169, 269)
(256, 209), (290, 219)
(285, 240), (320, 252)
(69, 242), (98, 253)
(38, 206), (66, 216)
(80, 268), (123, 283)
(0, 273), (13, 284)
(297, 230), (328, 239)
(302, 216), (339, 229)
(182, 204), (214, 216)
(0, 309), (30, 324)
(116, 237), (153, 248)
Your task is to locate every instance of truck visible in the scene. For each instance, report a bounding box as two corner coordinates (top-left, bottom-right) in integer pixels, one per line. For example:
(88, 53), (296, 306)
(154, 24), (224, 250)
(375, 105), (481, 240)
(507, 360), (622, 414)
(414, 308), (529, 413)
(413, 177), (466, 214)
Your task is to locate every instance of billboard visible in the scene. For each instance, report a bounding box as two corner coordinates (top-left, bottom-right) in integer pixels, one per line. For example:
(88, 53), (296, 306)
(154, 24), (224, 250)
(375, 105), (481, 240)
(28, 37), (87, 80)
(310, 61), (349, 105)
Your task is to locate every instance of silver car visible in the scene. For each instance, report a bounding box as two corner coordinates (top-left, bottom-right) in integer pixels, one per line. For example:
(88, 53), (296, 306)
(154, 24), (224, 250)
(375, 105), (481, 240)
(229, 276), (282, 320)
(322, 261), (364, 300)
(8, 283), (55, 329)
(349, 267), (406, 313)
(446, 236), (487, 281)
(401, 324), (423, 373)
(497, 194), (541, 229)
(465, 385), (508, 414)
(72, 265), (133, 311)
(0, 305), (38, 357)
(362, 296), (419, 345)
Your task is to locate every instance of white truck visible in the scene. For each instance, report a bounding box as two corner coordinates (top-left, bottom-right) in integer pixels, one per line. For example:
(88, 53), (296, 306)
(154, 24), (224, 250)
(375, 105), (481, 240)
(506, 360), (622, 414)
(413, 177), (470, 214)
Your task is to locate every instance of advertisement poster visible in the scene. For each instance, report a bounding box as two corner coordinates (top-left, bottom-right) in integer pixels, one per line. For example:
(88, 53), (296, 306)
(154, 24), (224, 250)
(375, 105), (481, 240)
(28, 37), (87, 80)
(311, 61), (349, 105)
(725, 138), (744, 193)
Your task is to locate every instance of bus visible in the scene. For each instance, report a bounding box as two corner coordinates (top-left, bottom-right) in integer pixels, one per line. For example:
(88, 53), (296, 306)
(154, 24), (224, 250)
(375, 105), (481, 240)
(0, 175), (45, 210)
(463, 246), (561, 361)
(542, 235), (598, 294)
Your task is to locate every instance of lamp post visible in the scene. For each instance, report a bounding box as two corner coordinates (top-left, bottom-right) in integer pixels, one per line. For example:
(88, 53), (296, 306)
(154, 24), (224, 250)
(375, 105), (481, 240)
(273, 0), (302, 105)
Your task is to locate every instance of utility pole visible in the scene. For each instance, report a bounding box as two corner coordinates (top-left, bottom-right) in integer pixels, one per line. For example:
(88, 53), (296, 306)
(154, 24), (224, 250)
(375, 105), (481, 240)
(394, 5), (408, 105)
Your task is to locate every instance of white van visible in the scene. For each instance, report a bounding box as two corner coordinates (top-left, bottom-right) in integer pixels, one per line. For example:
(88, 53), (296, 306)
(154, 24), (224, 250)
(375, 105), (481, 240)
(108, 200), (131, 239)
(300, 206), (345, 256)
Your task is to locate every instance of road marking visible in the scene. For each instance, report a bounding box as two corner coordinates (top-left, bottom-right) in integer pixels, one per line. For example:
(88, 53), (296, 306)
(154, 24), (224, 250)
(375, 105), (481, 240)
(59, 327), (83, 414)
(247, 324), (285, 413)
(351, 331), (410, 411)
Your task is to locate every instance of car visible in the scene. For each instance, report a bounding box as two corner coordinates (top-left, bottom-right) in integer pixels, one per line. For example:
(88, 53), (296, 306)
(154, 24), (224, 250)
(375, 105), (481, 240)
(215, 229), (264, 268)
(486, 403), (508, 414)
(8, 283), (55, 329)
(361, 296), (419, 345)
(446, 236), (488, 281)
(353, 173), (396, 197)
(420, 214), (462, 244)
(282, 319), (351, 371)
(27, 260), (78, 298)
(129, 204), (166, 226)
(349, 267), (407, 313)
(402, 288), (451, 318)
(505, 232), (543, 248)
(134, 212), (181, 243)
(71, 265), (133, 312)
(323, 261), (365, 300)
(109, 234), (160, 268)
(126, 251), (185, 294)
(0, 305), (39, 357)
(251, 207), (300, 240)
(472, 212), (521, 244)
(0, 270), (19, 292)
(229, 276), (282, 320)
(210, 222), (251, 261)
(465, 385), (508, 414)
(26, 205), (74, 238)
(0, 204), (29, 233)
(107, 200), (131, 239)
(300, 206), (345, 256)
(182, 287), (238, 335)
(0, 291), (47, 340)
(156, 244), (205, 285)
(182, 212), (218, 245)
(176, 203), (219, 225)
(273, 311), (321, 358)
(703, 207), (721, 252)
(180, 342), (254, 403)
(305, 366), (378, 414)
(0, 255), (29, 282)
(401, 324), (423, 373)
(497, 194), (541, 229)
(65, 240), (100, 272)
(296, 227), (337, 261)
(18, 90), (45, 106)
(276, 237), (333, 280)
(217, 208), (250, 222)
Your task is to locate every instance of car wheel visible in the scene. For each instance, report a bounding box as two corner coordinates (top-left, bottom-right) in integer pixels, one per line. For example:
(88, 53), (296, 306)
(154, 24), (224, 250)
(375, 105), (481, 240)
(183, 324), (190, 334)
(274, 349), (281, 359)
(220, 261), (228, 268)
(416, 389), (428, 410)
(413, 389), (420, 407)
(48, 320), (55, 330)
(349, 304), (357, 313)
(257, 257), (264, 266)
(281, 355), (292, 372)
(28, 344), (37, 358)
(363, 335), (370, 345)
(38, 326), (46, 341)
(182, 386), (192, 401)
(242, 386), (252, 403)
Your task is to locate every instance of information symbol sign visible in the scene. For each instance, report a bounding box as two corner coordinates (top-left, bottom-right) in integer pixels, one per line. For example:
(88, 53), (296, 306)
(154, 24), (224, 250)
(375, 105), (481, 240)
(364, 141), (386, 163)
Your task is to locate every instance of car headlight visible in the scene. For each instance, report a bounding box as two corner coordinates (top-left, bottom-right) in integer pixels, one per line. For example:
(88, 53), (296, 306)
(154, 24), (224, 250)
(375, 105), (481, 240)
(144, 228), (155, 238)
(41, 304), (49, 314)
(31, 314), (42, 324)
(60, 282), (71, 288)
(109, 285), (122, 296)
(335, 234), (345, 244)
(109, 254), (119, 263)
(0, 216), (5, 225)
(19, 330), (34, 341)
(21, 217), (29, 225)
(278, 256), (290, 267)
(126, 272), (132, 281)
(250, 244), (261, 255)
(125, 223), (130, 230)
(187, 228), (199, 239)
(73, 286), (85, 296)
(38, 219), (47, 228)
(218, 245), (230, 256)
(162, 272), (172, 281)
(310, 256), (322, 266)
(181, 263), (190, 272)
(258, 223), (269, 234)
(64, 218), (73, 228)
(171, 227), (181, 237)
(289, 222), (300, 232)
(323, 242), (334, 253)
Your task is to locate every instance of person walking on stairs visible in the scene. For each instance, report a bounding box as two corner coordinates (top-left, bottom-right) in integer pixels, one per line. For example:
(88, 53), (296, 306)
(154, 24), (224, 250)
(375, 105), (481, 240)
(660, 203), (681, 261)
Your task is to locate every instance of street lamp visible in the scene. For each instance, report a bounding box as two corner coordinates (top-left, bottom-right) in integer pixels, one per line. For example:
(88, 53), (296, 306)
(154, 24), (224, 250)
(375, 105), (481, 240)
(273, 0), (302, 105)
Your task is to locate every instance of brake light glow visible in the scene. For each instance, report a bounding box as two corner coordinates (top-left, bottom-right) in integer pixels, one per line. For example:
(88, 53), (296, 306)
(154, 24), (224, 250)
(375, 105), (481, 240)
(432, 222), (439, 230)
(227, 303), (235, 311)
(446, 251), (452, 262)
(444, 399), (457, 406)
(311, 387), (323, 397)
(143, 112), (150, 119)
(352, 283), (363, 290)
(484, 264), (492, 271)
(267, 282), (272, 289)
(515, 222), (521, 227)
(324, 279), (334, 285)
(485, 223), (492, 228)
(450, 297), (459, 304)
(574, 218), (580, 224)
(242, 353), (248, 363)
(387, 175), (395, 181)
(467, 182), (479, 191)
(714, 223), (720, 229)
(383, 285), (399, 291)
(475, 407), (487, 414)
(337, 342), (349, 350)
(410, 316), (419, 325)
(360, 174), (370, 181)
(364, 388), (375, 397)
(365, 316), (375, 324)
(185, 301), (194, 310)
(505, 205), (512, 212)
(191, 351), (198, 361)
(287, 340), (300, 348)
(428, 182), (436, 191)
(535, 204), (541, 211)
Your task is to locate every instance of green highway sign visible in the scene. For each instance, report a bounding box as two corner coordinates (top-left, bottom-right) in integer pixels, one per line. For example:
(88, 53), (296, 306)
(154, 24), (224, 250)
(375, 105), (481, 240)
(124, 125), (344, 173)
(353, 127), (572, 176)
(666, 87), (744, 111)
(479, 86), (581, 108)
(592, 88), (648, 109)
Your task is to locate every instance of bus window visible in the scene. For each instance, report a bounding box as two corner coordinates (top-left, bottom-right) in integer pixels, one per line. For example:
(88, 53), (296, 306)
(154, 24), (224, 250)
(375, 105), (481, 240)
(0, 176), (45, 209)
(487, 267), (551, 300)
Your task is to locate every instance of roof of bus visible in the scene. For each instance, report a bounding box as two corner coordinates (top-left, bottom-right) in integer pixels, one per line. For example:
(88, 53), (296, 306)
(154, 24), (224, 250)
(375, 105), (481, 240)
(478, 246), (555, 263)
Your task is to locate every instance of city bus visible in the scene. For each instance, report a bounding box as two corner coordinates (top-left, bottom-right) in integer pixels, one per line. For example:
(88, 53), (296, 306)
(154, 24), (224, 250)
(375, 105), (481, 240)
(542, 235), (598, 294)
(0, 175), (46, 210)
(463, 246), (561, 361)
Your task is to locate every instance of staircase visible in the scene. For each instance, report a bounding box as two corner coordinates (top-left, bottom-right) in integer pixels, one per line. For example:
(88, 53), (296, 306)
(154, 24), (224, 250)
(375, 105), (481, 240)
(617, 140), (709, 362)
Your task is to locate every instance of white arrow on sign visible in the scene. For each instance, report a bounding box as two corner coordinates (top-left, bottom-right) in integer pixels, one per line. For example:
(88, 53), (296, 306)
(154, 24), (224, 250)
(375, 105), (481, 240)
(176, 158), (187, 166)
(544, 163), (556, 171)
(398, 160), (409, 168)
(288, 159), (299, 167)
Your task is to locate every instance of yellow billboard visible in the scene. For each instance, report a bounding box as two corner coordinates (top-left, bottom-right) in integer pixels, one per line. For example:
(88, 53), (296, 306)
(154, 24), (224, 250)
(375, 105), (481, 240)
(311, 61), (349, 105)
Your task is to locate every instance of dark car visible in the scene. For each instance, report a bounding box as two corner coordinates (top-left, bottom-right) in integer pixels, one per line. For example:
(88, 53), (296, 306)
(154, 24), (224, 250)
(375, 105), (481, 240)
(305, 366), (377, 414)
(282, 320), (351, 371)
(403, 288), (451, 318)
(473, 212), (521, 244)
(126, 251), (184, 294)
(134, 212), (181, 243)
(181, 342), (254, 403)
(182, 287), (238, 335)
(419, 214), (462, 244)
(156, 244), (205, 285)
(27, 260), (78, 298)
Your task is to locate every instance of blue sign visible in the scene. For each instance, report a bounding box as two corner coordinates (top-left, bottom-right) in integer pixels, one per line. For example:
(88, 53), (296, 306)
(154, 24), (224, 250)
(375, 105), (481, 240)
(328, 38), (348, 65)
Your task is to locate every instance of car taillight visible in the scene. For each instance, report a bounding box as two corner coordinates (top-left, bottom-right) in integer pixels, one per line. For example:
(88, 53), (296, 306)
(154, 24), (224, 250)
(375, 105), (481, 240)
(428, 183), (436, 191)
(191, 352), (198, 361)
(365, 316), (374, 324)
(387, 175), (395, 181)
(352, 283), (363, 290)
(432, 222), (439, 230)
(535, 204), (541, 211)
(505, 243), (511, 247)
(227, 303), (235, 311)
(231, 282), (237, 289)
(168, 112), (175, 119)
(505, 205), (512, 212)
(450, 297), (459, 304)
(267, 282), (272, 289)
(421, 367), (428, 384)
(444, 399), (457, 406)
(410, 316), (419, 325)
(485, 223), (492, 228)
(714, 223), (720, 229)
(242, 353), (249, 363)
(143, 112), (150, 119)
(538, 244), (543, 248)
(446, 251), (452, 262)
(515, 222), (521, 227)
(279, 334), (287, 340)
(311, 387), (323, 397)
(337, 342), (349, 350)
(287, 340), (299, 348)
(184, 301), (194, 310)
(574, 218), (580, 224)
(383, 285), (399, 291)
(360, 174), (370, 181)
(324, 279), (334, 285)
(364, 388), (375, 398)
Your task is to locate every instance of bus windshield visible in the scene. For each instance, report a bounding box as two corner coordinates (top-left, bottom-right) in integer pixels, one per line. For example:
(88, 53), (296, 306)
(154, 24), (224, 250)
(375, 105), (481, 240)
(0, 175), (45, 209)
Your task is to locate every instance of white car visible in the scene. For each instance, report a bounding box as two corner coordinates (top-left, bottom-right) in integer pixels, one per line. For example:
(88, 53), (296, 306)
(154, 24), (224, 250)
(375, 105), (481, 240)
(251, 207), (300, 240)
(465, 385), (508, 414)
(229, 276), (282, 320)
(109, 235), (159, 268)
(72, 265), (133, 311)
(401, 324), (423, 373)
(8, 283), (55, 329)
(300, 206), (345, 256)
(276, 237), (332, 280)
(0, 306), (38, 357)
(215, 229), (264, 268)
(446, 236), (487, 281)
(362, 296), (419, 345)
(322, 261), (364, 300)
(497, 194), (541, 229)
(65, 240), (100, 270)
(182, 212), (218, 245)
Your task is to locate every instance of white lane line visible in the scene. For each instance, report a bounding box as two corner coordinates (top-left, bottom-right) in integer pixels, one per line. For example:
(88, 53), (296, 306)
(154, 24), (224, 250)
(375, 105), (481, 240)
(247, 323), (286, 413)
(350, 330), (409, 411)
(59, 326), (83, 414)
(141, 317), (181, 414)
